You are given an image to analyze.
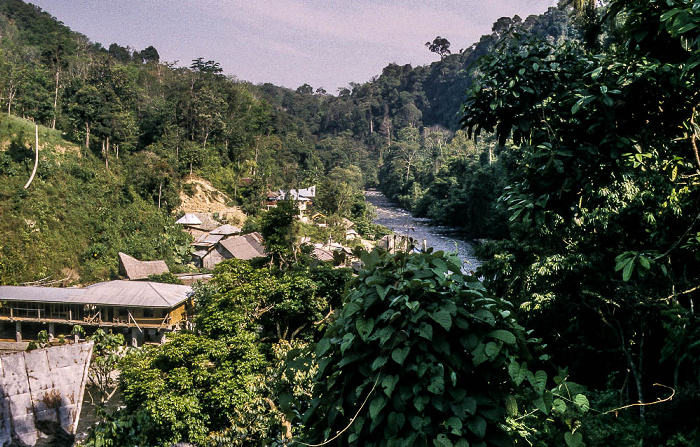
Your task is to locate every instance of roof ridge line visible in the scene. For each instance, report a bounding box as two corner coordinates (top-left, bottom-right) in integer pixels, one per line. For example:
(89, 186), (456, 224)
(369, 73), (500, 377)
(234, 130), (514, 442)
(146, 281), (170, 307)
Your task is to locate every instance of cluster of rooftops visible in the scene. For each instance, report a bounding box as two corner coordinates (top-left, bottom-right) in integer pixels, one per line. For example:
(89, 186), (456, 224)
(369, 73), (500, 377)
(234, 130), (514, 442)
(0, 185), (379, 344)
(175, 212), (266, 270)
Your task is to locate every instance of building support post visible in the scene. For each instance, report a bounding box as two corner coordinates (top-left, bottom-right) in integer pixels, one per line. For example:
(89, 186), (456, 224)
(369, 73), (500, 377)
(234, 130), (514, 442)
(15, 321), (22, 343)
(48, 323), (55, 341)
(158, 329), (167, 344)
(131, 327), (141, 347)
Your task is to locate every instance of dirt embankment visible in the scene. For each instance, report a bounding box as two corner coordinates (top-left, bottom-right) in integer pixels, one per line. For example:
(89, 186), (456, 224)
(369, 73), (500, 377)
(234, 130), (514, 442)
(176, 177), (247, 226)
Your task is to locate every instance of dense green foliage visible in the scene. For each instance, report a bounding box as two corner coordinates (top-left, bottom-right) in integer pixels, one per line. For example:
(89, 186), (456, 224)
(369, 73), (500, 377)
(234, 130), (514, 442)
(460, 0), (700, 444)
(304, 249), (590, 447)
(85, 259), (352, 446)
(0, 0), (576, 281)
(8, 0), (700, 444)
(0, 0), (525, 282)
(0, 115), (191, 284)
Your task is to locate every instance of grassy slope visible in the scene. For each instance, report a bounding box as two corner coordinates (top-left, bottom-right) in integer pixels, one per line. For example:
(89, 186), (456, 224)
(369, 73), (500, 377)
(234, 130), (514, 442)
(0, 114), (191, 285)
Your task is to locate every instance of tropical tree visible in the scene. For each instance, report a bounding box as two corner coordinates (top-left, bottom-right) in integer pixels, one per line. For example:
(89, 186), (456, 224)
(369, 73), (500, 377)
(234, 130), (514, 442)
(462, 0), (700, 442)
(425, 36), (452, 59)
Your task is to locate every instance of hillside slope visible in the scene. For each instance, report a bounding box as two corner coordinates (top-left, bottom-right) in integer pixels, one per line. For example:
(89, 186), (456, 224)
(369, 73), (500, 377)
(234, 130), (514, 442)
(0, 114), (190, 285)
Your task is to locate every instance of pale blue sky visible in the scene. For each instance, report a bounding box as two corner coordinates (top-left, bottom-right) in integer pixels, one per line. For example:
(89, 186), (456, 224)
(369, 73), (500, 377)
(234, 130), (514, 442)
(29, 0), (558, 91)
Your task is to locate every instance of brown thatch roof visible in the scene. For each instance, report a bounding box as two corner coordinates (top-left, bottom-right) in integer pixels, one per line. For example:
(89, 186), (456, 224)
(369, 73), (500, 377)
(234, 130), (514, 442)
(219, 232), (266, 260)
(210, 224), (241, 235)
(311, 247), (334, 262)
(118, 252), (169, 280)
(190, 213), (223, 231)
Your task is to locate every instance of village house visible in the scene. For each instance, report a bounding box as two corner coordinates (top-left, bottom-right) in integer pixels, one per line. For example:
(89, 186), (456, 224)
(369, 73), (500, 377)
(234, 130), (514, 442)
(217, 232), (266, 261)
(266, 186), (317, 217)
(118, 252), (169, 280)
(0, 281), (193, 346)
(176, 212), (224, 239)
(189, 224), (248, 269)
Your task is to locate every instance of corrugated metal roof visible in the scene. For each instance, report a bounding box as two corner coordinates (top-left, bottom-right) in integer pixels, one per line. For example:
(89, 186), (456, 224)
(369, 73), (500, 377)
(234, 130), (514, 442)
(219, 233), (266, 260)
(176, 213), (202, 225)
(0, 281), (192, 308)
(193, 233), (224, 246)
(192, 249), (210, 258)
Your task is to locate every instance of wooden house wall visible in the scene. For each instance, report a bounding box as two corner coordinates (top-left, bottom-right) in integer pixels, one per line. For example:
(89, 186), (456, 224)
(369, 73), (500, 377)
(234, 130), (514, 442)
(168, 302), (188, 326)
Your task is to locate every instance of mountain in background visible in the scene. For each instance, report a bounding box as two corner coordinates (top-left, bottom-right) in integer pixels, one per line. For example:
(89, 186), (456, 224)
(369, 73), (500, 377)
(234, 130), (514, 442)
(0, 0), (575, 284)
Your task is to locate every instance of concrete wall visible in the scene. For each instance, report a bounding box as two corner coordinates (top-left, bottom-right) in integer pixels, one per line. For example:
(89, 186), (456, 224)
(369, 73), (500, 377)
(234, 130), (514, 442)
(0, 342), (93, 446)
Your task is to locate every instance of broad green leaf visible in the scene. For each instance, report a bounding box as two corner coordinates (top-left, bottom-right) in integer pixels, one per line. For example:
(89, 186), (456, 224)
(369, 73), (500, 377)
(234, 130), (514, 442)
(473, 308), (496, 326)
(574, 394), (590, 413)
(428, 370), (445, 394)
(488, 329), (516, 345)
(430, 310), (453, 331)
(379, 327), (393, 345)
(382, 374), (399, 397)
(660, 8), (682, 22)
(508, 361), (524, 385)
(340, 333), (355, 354)
(446, 416), (463, 435)
(356, 317), (375, 341)
(485, 341), (501, 359)
(414, 395), (429, 412)
(552, 398), (567, 414)
(638, 255), (650, 269)
(316, 337), (330, 357)
(622, 257), (635, 281)
(533, 397), (548, 415)
(387, 411), (406, 432)
(466, 416), (486, 439)
(528, 370), (547, 393)
(505, 395), (518, 416)
(417, 322), (433, 340)
(564, 431), (583, 447)
(369, 395), (387, 420)
(464, 396), (477, 414)
(434, 434), (453, 447)
(391, 346), (410, 365)
(472, 343), (487, 366)
(371, 355), (388, 370)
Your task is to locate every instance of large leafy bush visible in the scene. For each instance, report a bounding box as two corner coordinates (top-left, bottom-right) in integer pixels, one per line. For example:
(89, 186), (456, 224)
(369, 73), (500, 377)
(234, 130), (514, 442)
(304, 249), (562, 447)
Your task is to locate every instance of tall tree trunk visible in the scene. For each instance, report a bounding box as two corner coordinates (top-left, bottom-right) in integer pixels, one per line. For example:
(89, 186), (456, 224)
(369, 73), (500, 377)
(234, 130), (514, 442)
(105, 137), (110, 170)
(158, 181), (162, 209)
(616, 321), (646, 421)
(7, 88), (15, 115)
(85, 122), (91, 150)
(52, 68), (60, 129)
(24, 125), (39, 189)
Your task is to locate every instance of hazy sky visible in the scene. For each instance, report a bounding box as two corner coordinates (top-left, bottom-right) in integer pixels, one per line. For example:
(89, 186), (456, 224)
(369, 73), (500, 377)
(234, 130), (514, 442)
(29, 0), (558, 91)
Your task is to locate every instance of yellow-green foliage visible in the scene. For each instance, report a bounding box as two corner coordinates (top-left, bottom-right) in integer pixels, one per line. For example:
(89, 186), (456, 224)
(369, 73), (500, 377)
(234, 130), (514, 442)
(0, 116), (191, 285)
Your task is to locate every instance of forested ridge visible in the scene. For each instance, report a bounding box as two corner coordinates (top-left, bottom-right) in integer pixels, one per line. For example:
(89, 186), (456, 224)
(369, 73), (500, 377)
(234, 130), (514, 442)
(0, 0), (571, 286)
(2, 0), (700, 445)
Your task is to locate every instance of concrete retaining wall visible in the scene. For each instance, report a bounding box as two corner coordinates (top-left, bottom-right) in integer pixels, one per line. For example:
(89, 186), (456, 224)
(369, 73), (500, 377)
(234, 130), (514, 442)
(0, 342), (92, 446)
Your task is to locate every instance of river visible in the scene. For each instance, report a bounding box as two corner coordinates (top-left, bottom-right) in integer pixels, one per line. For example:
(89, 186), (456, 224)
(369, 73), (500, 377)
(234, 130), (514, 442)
(364, 190), (481, 274)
